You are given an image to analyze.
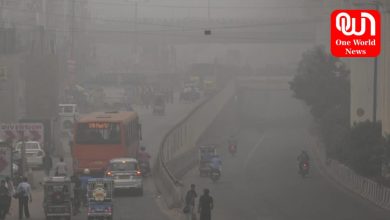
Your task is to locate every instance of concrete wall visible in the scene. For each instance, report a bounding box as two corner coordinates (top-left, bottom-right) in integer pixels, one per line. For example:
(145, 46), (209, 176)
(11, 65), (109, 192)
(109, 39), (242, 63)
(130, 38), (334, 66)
(350, 58), (375, 123)
(380, 6), (390, 135)
(0, 54), (25, 122)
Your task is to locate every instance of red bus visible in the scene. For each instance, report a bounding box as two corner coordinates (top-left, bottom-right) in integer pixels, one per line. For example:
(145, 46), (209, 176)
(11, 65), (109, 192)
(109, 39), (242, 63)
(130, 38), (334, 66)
(71, 111), (142, 174)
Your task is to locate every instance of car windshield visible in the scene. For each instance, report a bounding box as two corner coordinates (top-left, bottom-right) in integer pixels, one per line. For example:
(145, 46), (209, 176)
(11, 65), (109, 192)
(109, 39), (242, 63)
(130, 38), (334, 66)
(109, 161), (137, 171)
(75, 122), (121, 144)
(15, 142), (40, 150)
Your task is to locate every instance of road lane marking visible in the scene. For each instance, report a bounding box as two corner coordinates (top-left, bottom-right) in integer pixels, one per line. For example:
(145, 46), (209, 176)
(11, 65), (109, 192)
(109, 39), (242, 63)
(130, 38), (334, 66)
(244, 134), (266, 170)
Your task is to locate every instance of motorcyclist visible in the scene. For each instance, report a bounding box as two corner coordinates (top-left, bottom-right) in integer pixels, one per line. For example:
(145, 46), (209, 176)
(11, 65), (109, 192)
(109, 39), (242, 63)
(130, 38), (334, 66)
(297, 150), (310, 171)
(137, 146), (151, 173)
(209, 155), (222, 174)
(227, 135), (238, 153)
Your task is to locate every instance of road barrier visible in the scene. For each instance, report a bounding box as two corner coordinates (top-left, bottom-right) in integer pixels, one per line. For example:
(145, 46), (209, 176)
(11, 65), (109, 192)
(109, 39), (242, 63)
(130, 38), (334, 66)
(153, 80), (236, 208)
(312, 139), (390, 210)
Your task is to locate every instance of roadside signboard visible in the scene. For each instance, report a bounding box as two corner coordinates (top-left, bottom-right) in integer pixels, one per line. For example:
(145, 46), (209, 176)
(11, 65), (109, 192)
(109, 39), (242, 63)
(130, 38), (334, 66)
(0, 123), (44, 146)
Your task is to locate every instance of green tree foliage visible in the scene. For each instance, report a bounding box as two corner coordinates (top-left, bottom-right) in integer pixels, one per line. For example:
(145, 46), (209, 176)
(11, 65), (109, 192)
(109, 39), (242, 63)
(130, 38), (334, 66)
(346, 121), (383, 177)
(290, 46), (387, 178)
(290, 46), (351, 161)
(289, 46), (350, 119)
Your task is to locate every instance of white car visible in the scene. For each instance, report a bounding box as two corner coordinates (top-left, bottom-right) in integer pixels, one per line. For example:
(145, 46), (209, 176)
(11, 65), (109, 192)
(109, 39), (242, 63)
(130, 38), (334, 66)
(105, 158), (143, 195)
(14, 141), (45, 168)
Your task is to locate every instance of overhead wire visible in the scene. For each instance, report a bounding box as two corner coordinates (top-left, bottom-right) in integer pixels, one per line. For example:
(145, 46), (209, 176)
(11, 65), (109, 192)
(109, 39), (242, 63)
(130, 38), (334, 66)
(1, 5), (320, 31)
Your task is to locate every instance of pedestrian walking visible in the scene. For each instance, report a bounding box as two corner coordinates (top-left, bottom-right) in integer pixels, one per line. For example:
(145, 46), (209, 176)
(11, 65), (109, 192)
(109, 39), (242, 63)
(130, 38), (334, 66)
(15, 177), (32, 219)
(55, 157), (68, 176)
(184, 184), (198, 220)
(71, 174), (82, 215)
(42, 153), (53, 176)
(4, 177), (14, 215)
(198, 189), (213, 220)
(0, 180), (10, 220)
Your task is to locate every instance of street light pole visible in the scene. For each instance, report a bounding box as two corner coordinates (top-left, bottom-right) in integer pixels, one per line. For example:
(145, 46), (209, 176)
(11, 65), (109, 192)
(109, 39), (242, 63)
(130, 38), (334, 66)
(353, 1), (381, 122)
(134, 1), (138, 75)
(373, 2), (380, 123)
(373, 55), (378, 122)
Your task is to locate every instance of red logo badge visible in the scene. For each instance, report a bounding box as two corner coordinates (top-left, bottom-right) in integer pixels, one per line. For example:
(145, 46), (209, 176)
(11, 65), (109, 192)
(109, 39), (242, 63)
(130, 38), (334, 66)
(331, 10), (380, 57)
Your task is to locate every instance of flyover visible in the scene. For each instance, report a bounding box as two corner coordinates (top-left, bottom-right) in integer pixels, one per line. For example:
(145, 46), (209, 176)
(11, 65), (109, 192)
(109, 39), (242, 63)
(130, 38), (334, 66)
(152, 75), (390, 220)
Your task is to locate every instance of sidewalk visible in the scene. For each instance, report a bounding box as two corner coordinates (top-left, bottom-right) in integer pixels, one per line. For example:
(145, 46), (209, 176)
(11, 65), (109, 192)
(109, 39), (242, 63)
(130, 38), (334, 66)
(8, 188), (44, 220)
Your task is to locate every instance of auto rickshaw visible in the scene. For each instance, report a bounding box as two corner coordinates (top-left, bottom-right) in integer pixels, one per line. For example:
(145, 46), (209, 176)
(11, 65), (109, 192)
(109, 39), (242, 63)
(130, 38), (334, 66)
(198, 145), (217, 177)
(43, 176), (73, 220)
(87, 178), (114, 220)
(152, 93), (165, 115)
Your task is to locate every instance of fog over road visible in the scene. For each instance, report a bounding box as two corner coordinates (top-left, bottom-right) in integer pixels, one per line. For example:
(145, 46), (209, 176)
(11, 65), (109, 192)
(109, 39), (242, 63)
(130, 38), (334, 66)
(182, 107), (390, 220)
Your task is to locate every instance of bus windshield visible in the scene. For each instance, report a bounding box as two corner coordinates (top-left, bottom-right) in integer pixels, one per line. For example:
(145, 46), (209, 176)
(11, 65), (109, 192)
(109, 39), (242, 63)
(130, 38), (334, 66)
(75, 122), (121, 145)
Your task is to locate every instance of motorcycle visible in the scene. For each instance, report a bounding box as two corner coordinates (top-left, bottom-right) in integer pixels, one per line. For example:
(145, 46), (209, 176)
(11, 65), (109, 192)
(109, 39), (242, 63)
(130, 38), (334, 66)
(299, 161), (309, 178)
(210, 168), (221, 183)
(228, 144), (237, 156)
(139, 161), (151, 177)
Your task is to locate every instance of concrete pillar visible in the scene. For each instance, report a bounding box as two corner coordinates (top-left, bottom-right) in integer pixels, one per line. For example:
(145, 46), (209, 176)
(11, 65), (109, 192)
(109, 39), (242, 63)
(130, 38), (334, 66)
(350, 58), (375, 124)
(380, 9), (390, 135)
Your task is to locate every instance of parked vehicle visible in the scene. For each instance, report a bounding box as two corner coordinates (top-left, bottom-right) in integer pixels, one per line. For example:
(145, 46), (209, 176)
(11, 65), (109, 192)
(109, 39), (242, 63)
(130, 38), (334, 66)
(19, 118), (55, 153)
(43, 176), (73, 220)
(14, 141), (45, 168)
(105, 158), (143, 195)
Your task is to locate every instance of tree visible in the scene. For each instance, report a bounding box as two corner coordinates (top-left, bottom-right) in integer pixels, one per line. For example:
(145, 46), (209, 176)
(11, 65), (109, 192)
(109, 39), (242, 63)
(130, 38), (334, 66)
(290, 46), (351, 161)
(289, 46), (350, 119)
(346, 121), (383, 177)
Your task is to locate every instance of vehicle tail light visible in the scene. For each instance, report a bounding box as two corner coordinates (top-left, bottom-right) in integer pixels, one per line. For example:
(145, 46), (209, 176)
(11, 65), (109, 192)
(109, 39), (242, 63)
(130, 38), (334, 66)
(136, 170), (142, 176)
(105, 207), (112, 213)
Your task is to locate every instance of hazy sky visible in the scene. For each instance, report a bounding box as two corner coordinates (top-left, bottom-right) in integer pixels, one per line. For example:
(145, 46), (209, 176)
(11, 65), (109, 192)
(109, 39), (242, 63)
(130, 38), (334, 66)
(89, 0), (322, 20)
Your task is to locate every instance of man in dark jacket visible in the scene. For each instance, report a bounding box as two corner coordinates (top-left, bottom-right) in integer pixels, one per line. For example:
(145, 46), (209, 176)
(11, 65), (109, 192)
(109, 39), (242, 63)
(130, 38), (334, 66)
(42, 153), (53, 176)
(198, 189), (214, 220)
(185, 184), (197, 220)
(71, 174), (82, 214)
(4, 177), (13, 215)
(0, 180), (10, 219)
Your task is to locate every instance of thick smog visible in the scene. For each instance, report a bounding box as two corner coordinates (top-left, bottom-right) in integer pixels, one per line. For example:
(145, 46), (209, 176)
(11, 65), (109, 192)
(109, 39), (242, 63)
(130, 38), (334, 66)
(0, 0), (389, 220)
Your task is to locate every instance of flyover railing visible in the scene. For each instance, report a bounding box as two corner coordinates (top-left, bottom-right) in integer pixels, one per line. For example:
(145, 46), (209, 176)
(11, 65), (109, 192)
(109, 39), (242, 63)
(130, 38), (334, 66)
(312, 139), (390, 210)
(153, 80), (236, 208)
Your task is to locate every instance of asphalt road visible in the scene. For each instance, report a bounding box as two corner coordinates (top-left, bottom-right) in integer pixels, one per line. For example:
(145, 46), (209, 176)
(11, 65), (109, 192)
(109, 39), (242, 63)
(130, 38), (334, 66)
(8, 97), (202, 220)
(182, 120), (390, 220)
